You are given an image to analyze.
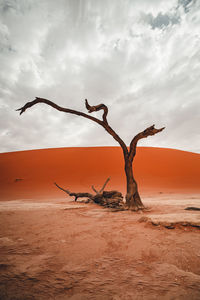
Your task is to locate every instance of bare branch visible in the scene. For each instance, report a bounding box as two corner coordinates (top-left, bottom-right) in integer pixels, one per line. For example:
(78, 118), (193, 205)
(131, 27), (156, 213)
(85, 99), (108, 123)
(54, 182), (93, 201)
(17, 97), (129, 157)
(84, 99), (128, 156)
(99, 177), (110, 193)
(54, 182), (70, 194)
(17, 97), (104, 126)
(91, 185), (98, 194)
(129, 125), (165, 161)
(92, 177), (110, 194)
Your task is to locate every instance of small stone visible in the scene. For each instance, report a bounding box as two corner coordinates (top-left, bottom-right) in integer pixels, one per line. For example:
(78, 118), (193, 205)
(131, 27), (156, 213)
(138, 216), (149, 223)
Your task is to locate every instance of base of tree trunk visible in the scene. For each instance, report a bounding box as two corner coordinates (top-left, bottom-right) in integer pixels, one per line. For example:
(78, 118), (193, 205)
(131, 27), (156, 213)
(125, 191), (145, 211)
(54, 182), (146, 211)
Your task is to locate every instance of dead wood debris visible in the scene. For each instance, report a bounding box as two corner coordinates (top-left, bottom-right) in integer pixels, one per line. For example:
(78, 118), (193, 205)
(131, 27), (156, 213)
(185, 207), (200, 211)
(54, 178), (124, 209)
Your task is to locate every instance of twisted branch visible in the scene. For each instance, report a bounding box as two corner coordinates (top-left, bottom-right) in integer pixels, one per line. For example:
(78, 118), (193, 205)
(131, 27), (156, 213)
(129, 124), (165, 161)
(16, 97), (104, 126)
(85, 99), (108, 123)
(17, 98), (164, 163)
(16, 97), (129, 157)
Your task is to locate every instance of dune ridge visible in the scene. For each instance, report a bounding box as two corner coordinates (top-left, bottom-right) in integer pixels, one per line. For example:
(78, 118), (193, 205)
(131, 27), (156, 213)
(0, 146), (200, 200)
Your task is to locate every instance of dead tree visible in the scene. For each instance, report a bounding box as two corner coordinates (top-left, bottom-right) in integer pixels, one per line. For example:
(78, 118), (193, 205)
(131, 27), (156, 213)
(17, 97), (164, 210)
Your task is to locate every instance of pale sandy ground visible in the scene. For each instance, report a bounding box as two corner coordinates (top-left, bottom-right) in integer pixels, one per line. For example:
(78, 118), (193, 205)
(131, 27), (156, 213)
(0, 193), (200, 300)
(1, 147), (200, 299)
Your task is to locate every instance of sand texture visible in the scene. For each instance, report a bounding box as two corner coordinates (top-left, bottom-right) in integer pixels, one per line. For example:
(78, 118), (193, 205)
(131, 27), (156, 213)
(0, 147), (200, 299)
(1, 146), (200, 200)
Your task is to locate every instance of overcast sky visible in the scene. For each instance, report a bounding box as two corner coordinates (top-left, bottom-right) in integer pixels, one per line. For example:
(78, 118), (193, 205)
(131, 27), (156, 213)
(0, 0), (200, 153)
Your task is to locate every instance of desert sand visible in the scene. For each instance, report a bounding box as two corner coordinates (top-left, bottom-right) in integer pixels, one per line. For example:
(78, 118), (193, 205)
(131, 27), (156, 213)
(0, 146), (200, 299)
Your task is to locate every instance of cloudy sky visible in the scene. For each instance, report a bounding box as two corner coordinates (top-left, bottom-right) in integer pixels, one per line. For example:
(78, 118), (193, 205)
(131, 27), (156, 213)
(0, 0), (200, 153)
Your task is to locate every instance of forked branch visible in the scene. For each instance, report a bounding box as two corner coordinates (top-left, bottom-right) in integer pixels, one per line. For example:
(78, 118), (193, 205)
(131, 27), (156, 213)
(129, 124), (165, 161)
(16, 97), (128, 157)
(17, 98), (164, 164)
(91, 186), (99, 194)
(16, 97), (104, 126)
(92, 177), (110, 194)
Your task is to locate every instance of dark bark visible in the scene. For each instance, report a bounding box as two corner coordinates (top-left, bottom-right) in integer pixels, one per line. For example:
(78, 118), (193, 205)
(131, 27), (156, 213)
(17, 98), (165, 210)
(54, 181), (124, 208)
(54, 183), (93, 201)
(124, 125), (165, 210)
(92, 177), (110, 194)
(124, 160), (144, 210)
(185, 207), (200, 211)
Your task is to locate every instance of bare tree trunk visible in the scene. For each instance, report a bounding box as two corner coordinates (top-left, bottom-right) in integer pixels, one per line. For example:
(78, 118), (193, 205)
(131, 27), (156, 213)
(124, 158), (144, 210)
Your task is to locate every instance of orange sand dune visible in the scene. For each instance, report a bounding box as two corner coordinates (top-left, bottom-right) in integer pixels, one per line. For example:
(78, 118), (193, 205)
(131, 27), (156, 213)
(0, 147), (200, 200)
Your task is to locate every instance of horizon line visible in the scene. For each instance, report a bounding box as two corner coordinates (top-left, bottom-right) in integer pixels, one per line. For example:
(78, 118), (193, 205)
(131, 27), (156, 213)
(0, 145), (200, 155)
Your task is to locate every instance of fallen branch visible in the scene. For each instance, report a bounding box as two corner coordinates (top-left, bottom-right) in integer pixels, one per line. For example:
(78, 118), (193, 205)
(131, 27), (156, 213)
(54, 179), (124, 208)
(54, 182), (93, 201)
(185, 207), (200, 211)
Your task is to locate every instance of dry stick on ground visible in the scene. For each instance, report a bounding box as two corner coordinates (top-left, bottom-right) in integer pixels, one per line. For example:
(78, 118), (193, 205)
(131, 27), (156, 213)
(54, 182), (93, 202)
(17, 97), (165, 211)
(185, 207), (200, 211)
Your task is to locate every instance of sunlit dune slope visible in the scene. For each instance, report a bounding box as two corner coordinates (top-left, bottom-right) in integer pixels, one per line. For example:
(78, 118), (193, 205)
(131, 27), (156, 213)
(0, 147), (200, 200)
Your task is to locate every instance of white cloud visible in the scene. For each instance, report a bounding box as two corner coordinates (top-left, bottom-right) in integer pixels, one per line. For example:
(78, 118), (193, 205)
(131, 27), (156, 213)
(0, 0), (200, 153)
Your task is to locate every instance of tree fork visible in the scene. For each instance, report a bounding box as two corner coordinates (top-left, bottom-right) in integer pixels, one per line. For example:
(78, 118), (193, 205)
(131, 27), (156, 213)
(17, 97), (165, 210)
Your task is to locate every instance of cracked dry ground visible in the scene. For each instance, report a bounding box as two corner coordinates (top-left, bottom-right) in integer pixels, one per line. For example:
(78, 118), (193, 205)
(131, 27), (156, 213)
(0, 201), (200, 300)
